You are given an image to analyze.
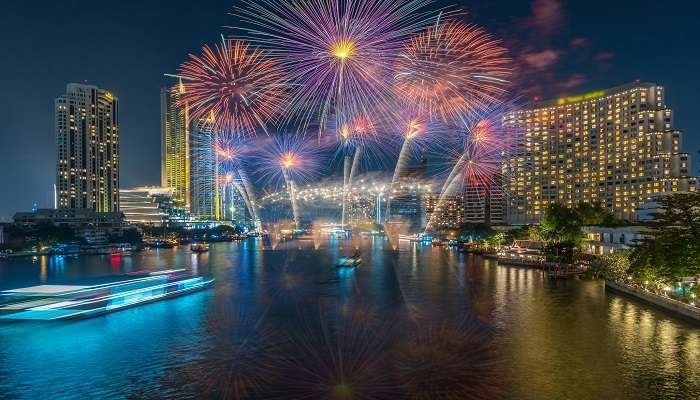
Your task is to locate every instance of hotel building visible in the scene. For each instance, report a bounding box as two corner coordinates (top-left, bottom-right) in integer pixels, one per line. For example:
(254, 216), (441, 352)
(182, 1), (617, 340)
(160, 85), (190, 206)
(56, 83), (119, 212)
(504, 82), (697, 222)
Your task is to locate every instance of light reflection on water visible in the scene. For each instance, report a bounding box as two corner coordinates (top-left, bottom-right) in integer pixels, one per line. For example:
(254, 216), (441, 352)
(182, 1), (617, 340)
(0, 238), (697, 399)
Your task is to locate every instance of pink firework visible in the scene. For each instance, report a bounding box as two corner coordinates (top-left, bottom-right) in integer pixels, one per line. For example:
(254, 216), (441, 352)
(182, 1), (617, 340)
(177, 39), (287, 136)
(394, 19), (512, 124)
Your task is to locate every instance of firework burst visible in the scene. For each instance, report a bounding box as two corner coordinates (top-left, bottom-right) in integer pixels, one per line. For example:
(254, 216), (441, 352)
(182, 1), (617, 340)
(255, 134), (325, 228)
(394, 19), (512, 125)
(177, 38), (287, 136)
(235, 0), (435, 132)
(255, 134), (325, 187)
(424, 114), (513, 232)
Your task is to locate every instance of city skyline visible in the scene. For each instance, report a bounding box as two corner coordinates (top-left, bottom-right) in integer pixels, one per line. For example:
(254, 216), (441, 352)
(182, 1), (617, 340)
(2, 0), (700, 218)
(1, 2), (699, 398)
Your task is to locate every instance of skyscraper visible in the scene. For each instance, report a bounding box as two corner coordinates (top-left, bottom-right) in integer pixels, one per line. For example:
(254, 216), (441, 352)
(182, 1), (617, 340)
(56, 83), (119, 212)
(160, 84), (190, 206)
(189, 121), (217, 220)
(504, 82), (697, 222)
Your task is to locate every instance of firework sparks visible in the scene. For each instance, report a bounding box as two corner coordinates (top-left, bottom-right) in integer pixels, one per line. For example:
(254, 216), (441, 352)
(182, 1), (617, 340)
(177, 38), (287, 136)
(394, 19), (512, 125)
(269, 307), (399, 400)
(256, 134), (325, 228)
(394, 320), (505, 400)
(425, 115), (512, 232)
(235, 0), (435, 132)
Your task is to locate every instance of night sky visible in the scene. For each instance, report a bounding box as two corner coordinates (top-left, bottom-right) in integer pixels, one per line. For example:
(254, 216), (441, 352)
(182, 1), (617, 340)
(1, 0), (698, 219)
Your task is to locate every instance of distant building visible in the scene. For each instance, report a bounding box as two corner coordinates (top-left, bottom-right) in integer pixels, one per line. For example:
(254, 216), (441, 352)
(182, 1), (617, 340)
(119, 187), (187, 226)
(388, 184), (425, 229)
(221, 183), (249, 226)
(388, 158), (429, 229)
(189, 122), (218, 219)
(56, 83), (119, 212)
(423, 193), (467, 229)
(161, 85), (190, 206)
(504, 82), (697, 223)
(582, 226), (650, 255)
(463, 176), (506, 225)
(13, 208), (124, 243)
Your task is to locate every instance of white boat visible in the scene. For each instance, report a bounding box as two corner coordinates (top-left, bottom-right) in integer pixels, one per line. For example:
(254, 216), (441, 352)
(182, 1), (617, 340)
(337, 252), (362, 268)
(0, 270), (214, 321)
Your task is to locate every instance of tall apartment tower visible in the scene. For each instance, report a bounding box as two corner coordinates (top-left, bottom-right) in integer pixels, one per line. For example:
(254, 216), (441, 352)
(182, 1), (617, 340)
(56, 83), (119, 212)
(504, 82), (697, 222)
(189, 121), (218, 220)
(160, 84), (190, 206)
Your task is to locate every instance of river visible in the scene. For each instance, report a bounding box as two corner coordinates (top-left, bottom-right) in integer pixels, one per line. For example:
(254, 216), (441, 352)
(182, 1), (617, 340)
(0, 237), (698, 399)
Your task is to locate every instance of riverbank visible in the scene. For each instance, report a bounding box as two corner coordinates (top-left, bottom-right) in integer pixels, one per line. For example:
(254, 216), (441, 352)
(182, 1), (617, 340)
(605, 280), (700, 324)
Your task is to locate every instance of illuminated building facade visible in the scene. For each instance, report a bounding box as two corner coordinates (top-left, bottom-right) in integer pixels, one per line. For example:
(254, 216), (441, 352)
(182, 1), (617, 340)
(189, 122), (218, 220)
(463, 179), (505, 225)
(56, 83), (119, 212)
(119, 187), (188, 226)
(221, 183), (249, 225)
(504, 82), (697, 222)
(160, 86), (190, 206)
(422, 194), (467, 229)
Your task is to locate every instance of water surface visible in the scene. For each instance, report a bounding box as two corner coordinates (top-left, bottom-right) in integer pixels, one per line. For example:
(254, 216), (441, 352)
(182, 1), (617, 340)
(0, 238), (697, 399)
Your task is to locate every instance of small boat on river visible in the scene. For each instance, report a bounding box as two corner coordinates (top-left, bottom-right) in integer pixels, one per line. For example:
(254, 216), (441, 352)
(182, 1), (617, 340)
(337, 251), (362, 268)
(190, 243), (209, 253)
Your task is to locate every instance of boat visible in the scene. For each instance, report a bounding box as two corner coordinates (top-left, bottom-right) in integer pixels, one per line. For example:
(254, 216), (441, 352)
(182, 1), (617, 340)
(110, 244), (133, 257)
(337, 251), (362, 268)
(190, 243), (209, 253)
(0, 270), (214, 321)
(147, 240), (177, 249)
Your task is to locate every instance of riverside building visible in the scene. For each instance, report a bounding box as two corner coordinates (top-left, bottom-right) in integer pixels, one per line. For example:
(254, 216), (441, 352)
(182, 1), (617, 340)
(56, 83), (119, 212)
(504, 82), (697, 223)
(160, 84), (190, 206)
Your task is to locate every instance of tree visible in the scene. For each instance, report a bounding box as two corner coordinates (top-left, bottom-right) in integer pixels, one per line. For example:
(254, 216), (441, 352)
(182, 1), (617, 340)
(33, 222), (77, 244)
(539, 203), (583, 245)
(109, 227), (143, 245)
(631, 192), (700, 282)
(573, 202), (620, 227)
(597, 250), (632, 281)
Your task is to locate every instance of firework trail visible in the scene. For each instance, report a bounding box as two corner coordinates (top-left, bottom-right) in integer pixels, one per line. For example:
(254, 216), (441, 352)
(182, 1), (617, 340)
(235, 0), (435, 133)
(394, 18), (512, 126)
(212, 133), (261, 224)
(425, 115), (510, 232)
(385, 113), (444, 222)
(176, 37), (286, 137)
(255, 134), (325, 229)
(331, 116), (382, 228)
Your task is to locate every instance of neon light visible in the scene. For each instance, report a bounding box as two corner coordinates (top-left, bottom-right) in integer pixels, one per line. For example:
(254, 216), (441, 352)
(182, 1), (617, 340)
(556, 90), (606, 105)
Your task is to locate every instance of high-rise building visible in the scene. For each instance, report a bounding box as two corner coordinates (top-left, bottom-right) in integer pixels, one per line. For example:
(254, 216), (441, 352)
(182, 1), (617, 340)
(160, 85), (190, 206)
(504, 82), (697, 222)
(189, 122), (218, 219)
(422, 194), (467, 229)
(56, 83), (119, 212)
(463, 179), (505, 225)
